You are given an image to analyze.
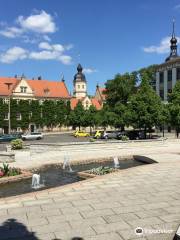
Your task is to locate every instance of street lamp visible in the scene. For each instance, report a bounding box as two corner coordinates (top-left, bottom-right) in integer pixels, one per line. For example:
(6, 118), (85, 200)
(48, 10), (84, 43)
(4, 83), (13, 134)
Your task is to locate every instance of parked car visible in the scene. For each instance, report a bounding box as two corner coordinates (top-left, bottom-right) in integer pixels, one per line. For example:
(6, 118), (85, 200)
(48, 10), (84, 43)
(0, 134), (21, 142)
(21, 132), (43, 140)
(102, 131), (120, 139)
(73, 130), (90, 137)
(93, 130), (104, 139)
(125, 130), (145, 140)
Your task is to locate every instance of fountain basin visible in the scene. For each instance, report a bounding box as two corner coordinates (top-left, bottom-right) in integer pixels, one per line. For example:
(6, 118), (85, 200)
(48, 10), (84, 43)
(0, 156), (148, 198)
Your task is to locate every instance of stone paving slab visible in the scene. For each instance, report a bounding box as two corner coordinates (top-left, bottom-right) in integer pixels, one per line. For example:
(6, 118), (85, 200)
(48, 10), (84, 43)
(1, 147), (180, 239)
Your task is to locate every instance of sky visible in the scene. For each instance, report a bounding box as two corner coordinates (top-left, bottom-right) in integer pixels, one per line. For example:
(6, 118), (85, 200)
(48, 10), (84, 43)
(0, 0), (180, 95)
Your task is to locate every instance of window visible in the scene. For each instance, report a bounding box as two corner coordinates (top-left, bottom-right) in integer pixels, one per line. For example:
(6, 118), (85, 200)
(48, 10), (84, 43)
(4, 113), (9, 120)
(160, 90), (164, 100)
(160, 72), (164, 83)
(44, 88), (50, 96)
(168, 70), (172, 82)
(16, 113), (21, 120)
(20, 86), (27, 93)
(78, 85), (80, 89)
(177, 68), (180, 80)
(82, 85), (84, 89)
(3, 98), (9, 104)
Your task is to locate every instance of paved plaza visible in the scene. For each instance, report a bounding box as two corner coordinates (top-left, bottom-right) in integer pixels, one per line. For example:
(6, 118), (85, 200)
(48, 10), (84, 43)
(0, 140), (180, 239)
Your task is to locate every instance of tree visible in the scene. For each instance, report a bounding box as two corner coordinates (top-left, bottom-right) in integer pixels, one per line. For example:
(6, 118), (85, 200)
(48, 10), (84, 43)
(128, 73), (163, 138)
(42, 100), (56, 130)
(55, 100), (67, 128)
(68, 102), (85, 130)
(104, 72), (137, 130)
(105, 72), (137, 107)
(168, 81), (180, 138)
(83, 105), (97, 134)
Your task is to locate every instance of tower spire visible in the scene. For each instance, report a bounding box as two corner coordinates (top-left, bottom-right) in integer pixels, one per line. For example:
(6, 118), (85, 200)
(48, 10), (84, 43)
(165, 19), (178, 62)
(172, 18), (175, 38)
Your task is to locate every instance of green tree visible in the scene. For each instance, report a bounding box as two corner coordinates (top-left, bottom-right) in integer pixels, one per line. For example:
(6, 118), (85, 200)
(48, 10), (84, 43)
(105, 72), (137, 107)
(83, 105), (97, 134)
(168, 81), (180, 138)
(128, 73), (163, 138)
(68, 102), (85, 130)
(42, 100), (56, 130)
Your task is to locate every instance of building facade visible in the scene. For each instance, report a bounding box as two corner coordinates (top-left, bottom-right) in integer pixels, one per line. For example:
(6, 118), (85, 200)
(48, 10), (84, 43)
(0, 64), (104, 133)
(156, 21), (180, 101)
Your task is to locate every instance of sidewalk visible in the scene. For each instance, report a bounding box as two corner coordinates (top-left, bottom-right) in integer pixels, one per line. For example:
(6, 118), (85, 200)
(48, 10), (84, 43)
(0, 152), (180, 239)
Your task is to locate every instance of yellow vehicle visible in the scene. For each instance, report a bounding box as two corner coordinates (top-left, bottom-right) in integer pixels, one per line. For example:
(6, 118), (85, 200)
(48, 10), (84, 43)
(73, 130), (90, 137)
(94, 130), (104, 139)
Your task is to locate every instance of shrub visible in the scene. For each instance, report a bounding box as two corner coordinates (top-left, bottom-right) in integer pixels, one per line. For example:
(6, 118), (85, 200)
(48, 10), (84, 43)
(89, 138), (96, 142)
(87, 166), (116, 175)
(0, 163), (21, 177)
(121, 135), (129, 141)
(11, 139), (23, 150)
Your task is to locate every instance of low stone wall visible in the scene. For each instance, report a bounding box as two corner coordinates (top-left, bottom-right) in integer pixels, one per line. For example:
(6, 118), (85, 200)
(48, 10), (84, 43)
(0, 171), (32, 185)
(0, 152), (15, 163)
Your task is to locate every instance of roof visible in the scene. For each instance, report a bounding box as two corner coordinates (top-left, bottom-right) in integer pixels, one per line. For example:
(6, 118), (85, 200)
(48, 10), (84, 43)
(0, 77), (70, 98)
(99, 87), (106, 100)
(70, 98), (79, 109)
(70, 97), (102, 110)
(91, 98), (102, 110)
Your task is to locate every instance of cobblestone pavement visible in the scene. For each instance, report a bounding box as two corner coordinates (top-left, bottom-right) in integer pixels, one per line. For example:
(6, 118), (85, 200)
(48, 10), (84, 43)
(0, 149), (180, 239)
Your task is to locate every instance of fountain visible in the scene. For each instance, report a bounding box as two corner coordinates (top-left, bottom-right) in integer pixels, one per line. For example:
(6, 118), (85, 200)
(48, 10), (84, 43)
(31, 174), (44, 189)
(113, 156), (120, 168)
(63, 154), (73, 172)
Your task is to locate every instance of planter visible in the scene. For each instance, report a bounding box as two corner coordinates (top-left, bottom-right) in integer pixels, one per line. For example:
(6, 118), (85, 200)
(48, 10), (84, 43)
(0, 171), (32, 185)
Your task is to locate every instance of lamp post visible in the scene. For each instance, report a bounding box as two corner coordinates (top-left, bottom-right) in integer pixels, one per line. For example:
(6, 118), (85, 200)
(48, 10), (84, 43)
(4, 83), (13, 134)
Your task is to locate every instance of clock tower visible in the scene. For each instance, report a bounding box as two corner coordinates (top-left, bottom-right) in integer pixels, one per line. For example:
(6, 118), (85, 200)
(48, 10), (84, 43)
(73, 64), (87, 99)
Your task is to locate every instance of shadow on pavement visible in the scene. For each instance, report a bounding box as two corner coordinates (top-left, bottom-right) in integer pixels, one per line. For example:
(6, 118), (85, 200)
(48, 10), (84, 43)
(0, 218), (84, 240)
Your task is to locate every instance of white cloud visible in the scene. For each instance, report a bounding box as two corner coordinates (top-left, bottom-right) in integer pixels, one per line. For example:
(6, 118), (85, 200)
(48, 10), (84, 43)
(0, 27), (24, 38)
(38, 42), (52, 50)
(0, 46), (28, 63)
(83, 68), (97, 74)
(43, 35), (51, 42)
(174, 4), (180, 10)
(143, 36), (180, 54)
(17, 10), (56, 33)
(58, 55), (72, 64)
(0, 10), (56, 41)
(0, 45), (72, 64)
(30, 41), (72, 64)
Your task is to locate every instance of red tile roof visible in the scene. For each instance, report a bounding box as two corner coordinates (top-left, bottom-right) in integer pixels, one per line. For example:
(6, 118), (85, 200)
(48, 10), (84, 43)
(99, 87), (106, 100)
(0, 77), (70, 98)
(91, 98), (102, 110)
(70, 97), (102, 110)
(70, 98), (79, 109)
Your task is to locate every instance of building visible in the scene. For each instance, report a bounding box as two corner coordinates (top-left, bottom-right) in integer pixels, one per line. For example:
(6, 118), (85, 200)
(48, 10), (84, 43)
(156, 21), (180, 101)
(70, 64), (103, 110)
(0, 64), (104, 133)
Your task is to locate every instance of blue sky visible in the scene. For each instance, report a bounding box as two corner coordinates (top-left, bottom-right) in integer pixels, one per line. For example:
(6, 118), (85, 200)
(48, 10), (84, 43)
(0, 0), (180, 95)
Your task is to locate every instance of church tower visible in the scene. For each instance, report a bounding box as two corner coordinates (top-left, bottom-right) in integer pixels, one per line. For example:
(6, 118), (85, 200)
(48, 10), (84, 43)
(73, 64), (87, 99)
(165, 19), (178, 62)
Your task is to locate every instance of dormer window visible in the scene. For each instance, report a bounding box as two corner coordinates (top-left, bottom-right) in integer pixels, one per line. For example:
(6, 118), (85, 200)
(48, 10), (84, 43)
(44, 88), (50, 96)
(20, 86), (27, 93)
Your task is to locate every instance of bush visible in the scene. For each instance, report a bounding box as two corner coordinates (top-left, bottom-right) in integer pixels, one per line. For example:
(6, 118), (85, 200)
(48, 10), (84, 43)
(0, 163), (21, 177)
(121, 135), (129, 141)
(89, 138), (96, 142)
(87, 166), (116, 175)
(11, 139), (23, 150)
